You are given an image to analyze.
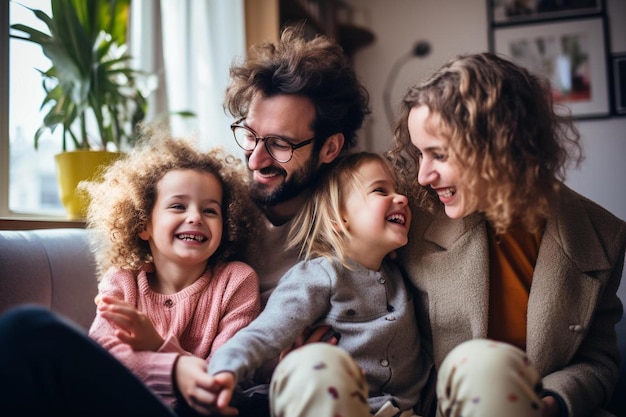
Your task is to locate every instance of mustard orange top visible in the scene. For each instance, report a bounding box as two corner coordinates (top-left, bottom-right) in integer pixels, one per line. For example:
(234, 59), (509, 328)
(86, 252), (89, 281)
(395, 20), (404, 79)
(487, 222), (544, 350)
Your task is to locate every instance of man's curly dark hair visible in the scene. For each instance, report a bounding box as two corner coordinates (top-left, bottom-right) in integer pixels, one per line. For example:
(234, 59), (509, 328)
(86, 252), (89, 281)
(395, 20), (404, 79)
(224, 25), (370, 152)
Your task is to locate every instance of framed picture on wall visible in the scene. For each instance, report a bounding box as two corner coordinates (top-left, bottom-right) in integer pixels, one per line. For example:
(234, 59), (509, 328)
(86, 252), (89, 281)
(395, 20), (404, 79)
(493, 16), (610, 119)
(612, 53), (626, 115)
(490, 0), (603, 26)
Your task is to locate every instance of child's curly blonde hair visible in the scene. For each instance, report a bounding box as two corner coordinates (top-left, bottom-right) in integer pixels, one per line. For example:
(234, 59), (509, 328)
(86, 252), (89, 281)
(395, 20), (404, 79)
(80, 124), (261, 279)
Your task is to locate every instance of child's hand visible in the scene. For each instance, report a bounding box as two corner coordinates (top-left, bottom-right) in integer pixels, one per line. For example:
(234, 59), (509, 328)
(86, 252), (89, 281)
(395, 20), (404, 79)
(174, 356), (238, 415)
(97, 295), (164, 351)
(541, 396), (561, 417)
(212, 372), (237, 411)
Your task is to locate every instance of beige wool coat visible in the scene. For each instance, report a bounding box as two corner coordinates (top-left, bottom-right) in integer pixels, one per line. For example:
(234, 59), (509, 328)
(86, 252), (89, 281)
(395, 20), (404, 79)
(400, 184), (626, 417)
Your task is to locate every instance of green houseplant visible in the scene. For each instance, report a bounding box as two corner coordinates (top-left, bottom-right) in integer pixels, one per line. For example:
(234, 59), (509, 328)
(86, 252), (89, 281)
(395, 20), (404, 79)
(11, 0), (147, 218)
(11, 0), (146, 151)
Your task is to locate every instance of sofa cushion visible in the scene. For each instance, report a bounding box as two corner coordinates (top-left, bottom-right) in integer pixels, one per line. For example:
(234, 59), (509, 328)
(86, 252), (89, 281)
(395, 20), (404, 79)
(0, 228), (98, 329)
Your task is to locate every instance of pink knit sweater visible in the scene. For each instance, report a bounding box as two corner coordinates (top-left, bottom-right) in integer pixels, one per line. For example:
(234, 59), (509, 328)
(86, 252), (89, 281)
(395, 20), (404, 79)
(88, 261), (260, 405)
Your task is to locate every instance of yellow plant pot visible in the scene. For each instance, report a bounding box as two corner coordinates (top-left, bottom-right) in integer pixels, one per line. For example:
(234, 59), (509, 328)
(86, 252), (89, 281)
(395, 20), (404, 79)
(55, 150), (123, 220)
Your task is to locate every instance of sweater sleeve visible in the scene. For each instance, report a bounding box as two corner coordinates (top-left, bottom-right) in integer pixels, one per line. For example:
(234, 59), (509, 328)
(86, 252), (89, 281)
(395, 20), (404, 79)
(208, 260), (333, 382)
(88, 268), (180, 405)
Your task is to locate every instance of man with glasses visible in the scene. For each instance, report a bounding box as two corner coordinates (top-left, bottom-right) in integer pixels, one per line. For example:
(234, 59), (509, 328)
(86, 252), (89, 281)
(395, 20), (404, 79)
(225, 26), (370, 307)
(219, 25), (370, 417)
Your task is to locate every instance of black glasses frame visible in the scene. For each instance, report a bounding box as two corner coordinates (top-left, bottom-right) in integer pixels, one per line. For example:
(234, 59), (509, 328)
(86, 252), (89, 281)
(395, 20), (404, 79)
(230, 118), (316, 163)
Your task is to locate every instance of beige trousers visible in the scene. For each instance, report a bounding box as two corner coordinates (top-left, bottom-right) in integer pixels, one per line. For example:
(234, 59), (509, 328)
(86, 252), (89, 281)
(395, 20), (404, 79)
(269, 343), (419, 417)
(436, 339), (542, 417)
(268, 339), (541, 417)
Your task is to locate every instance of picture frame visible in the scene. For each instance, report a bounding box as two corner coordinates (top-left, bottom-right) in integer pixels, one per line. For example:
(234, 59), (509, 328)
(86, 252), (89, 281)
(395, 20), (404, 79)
(493, 16), (610, 119)
(612, 53), (626, 115)
(489, 0), (603, 26)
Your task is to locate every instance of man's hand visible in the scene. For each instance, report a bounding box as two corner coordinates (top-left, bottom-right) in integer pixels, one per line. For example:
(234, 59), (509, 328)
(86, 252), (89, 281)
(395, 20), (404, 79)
(279, 325), (340, 361)
(174, 356), (239, 416)
(97, 295), (164, 351)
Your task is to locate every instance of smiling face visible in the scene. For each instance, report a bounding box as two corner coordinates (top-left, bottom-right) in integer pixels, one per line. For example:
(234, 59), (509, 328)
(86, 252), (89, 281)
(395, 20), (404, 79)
(139, 169), (223, 272)
(243, 94), (320, 205)
(408, 105), (480, 219)
(241, 93), (344, 225)
(340, 159), (411, 271)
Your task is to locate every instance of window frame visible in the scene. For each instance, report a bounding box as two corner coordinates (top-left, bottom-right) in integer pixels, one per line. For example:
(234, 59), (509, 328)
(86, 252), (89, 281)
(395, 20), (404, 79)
(1, 0), (79, 224)
(1, 0), (10, 219)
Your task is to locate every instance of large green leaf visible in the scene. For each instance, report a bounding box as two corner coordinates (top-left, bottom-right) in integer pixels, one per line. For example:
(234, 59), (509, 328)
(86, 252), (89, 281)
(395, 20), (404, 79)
(10, 0), (143, 151)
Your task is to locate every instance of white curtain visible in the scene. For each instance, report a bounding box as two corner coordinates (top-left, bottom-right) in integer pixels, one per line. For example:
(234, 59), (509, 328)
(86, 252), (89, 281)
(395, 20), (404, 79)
(130, 0), (246, 155)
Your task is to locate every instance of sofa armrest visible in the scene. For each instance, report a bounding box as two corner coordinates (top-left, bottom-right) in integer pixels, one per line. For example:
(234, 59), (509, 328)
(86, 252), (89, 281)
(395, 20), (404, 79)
(0, 228), (98, 329)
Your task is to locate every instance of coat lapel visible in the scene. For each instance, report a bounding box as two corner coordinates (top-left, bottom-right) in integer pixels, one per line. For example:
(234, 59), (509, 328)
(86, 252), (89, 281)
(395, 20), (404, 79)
(418, 212), (491, 365)
(526, 185), (610, 375)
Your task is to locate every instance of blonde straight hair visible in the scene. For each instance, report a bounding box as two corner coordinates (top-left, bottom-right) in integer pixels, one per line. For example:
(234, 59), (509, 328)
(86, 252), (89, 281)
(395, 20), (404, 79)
(287, 152), (398, 269)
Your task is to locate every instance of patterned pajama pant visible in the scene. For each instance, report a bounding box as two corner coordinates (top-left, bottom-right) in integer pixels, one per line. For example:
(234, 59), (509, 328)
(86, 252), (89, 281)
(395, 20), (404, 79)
(436, 339), (543, 417)
(269, 340), (542, 417)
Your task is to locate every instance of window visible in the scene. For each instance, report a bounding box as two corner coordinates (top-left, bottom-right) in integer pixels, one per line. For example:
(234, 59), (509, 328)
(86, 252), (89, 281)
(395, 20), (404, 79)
(2, 0), (64, 217)
(1, 0), (246, 220)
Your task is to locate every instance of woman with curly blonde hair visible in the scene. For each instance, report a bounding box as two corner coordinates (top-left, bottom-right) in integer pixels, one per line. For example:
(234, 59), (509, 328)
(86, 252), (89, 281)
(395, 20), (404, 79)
(389, 52), (625, 417)
(82, 125), (261, 415)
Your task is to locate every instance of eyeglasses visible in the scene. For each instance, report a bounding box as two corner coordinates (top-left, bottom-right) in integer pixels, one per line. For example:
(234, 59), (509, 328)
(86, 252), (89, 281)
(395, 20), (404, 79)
(230, 118), (317, 163)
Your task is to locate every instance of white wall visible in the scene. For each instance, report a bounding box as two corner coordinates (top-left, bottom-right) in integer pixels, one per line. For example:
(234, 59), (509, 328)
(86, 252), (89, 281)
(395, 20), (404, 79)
(346, 0), (626, 296)
(345, 0), (490, 153)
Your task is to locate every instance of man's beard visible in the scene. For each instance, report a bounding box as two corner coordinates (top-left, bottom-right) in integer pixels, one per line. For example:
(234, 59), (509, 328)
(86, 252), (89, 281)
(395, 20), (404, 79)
(249, 154), (319, 206)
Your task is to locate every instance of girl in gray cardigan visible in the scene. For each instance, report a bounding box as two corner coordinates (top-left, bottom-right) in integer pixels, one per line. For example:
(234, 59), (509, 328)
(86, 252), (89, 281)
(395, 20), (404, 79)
(207, 152), (430, 417)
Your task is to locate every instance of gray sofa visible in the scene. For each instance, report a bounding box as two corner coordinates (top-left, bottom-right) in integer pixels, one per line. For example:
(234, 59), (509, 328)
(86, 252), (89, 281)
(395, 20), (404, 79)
(0, 228), (98, 329)
(0, 228), (624, 414)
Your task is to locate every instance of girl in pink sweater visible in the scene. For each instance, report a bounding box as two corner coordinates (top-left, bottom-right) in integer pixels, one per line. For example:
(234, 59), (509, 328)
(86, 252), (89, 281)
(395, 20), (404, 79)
(83, 126), (261, 414)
